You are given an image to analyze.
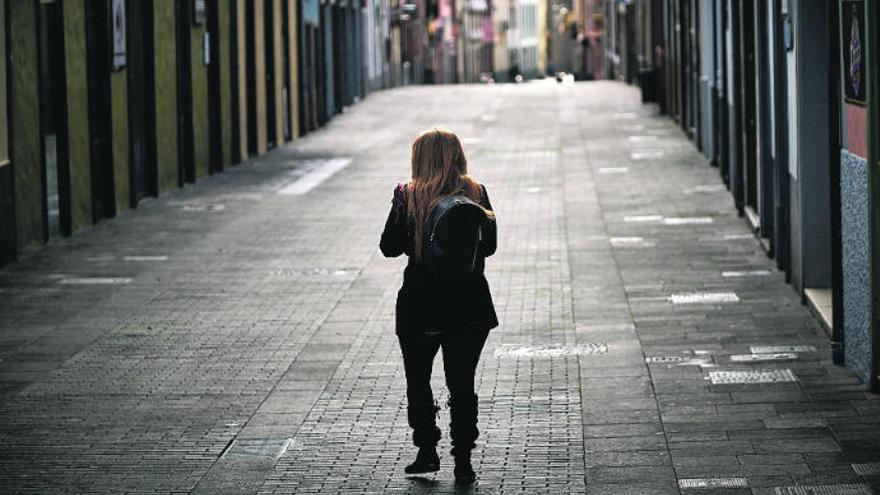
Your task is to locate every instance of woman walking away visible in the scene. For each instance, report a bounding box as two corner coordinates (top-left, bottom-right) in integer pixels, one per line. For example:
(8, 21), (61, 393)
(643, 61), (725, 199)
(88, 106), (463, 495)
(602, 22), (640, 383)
(380, 128), (498, 485)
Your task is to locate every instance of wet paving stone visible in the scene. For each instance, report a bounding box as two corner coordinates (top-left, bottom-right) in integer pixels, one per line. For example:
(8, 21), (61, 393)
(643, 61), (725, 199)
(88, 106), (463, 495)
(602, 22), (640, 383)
(0, 81), (878, 493)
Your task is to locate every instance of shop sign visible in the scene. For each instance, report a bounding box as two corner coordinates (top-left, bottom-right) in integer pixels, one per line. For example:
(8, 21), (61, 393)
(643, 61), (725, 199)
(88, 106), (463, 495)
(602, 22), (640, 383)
(112, 0), (126, 70)
(842, 0), (867, 105)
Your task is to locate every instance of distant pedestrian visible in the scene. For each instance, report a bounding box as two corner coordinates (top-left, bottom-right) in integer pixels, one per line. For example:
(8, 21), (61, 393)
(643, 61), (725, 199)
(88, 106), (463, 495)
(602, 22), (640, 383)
(380, 128), (498, 484)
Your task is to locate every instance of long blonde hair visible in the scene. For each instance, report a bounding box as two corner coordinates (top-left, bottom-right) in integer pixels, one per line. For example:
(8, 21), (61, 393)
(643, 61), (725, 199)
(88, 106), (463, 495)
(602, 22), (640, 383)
(406, 128), (493, 260)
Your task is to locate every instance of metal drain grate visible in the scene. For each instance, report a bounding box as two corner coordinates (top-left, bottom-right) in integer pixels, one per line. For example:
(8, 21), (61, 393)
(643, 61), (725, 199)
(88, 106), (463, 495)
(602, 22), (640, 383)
(624, 214), (663, 223)
(123, 255), (169, 262)
(221, 437), (293, 461)
(668, 292), (739, 304)
(181, 203), (226, 212)
(750, 345), (817, 354)
(494, 343), (608, 358)
(645, 356), (687, 363)
(709, 369), (797, 384)
(631, 150), (665, 159)
(722, 270), (773, 277)
(599, 167), (629, 174)
(679, 478), (748, 488)
(852, 462), (880, 475)
(774, 484), (872, 495)
(59, 277), (132, 285)
(729, 353), (797, 363)
(610, 237), (645, 245)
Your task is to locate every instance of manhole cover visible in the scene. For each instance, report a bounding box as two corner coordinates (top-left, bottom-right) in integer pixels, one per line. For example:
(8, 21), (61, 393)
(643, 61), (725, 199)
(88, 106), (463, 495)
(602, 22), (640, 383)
(624, 214), (663, 223)
(668, 292), (739, 304)
(730, 353), (797, 363)
(852, 462), (880, 475)
(679, 478), (748, 488)
(662, 217), (714, 225)
(709, 369), (797, 385)
(750, 345), (817, 354)
(774, 484), (872, 495)
(599, 167), (629, 174)
(722, 270), (773, 277)
(59, 277), (132, 285)
(494, 343), (607, 358)
(645, 356), (687, 363)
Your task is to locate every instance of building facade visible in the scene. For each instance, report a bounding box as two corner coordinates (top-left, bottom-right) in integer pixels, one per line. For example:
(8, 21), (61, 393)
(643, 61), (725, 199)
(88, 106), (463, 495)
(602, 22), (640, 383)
(0, 0), (327, 267)
(611, 0), (880, 389)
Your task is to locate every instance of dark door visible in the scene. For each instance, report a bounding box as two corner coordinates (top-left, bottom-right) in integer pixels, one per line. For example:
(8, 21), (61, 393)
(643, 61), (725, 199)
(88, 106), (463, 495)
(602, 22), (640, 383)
(127, 0), (157, 206)
(281, 0), (292, 141)
(38, 0), (71, 238)
(245, 0), (257, 155)
(772, 0), (790, 274)
(740, 0), (758, 216)
(176, 0), (195, 184)
(207, 0), (223, 171)
(86, 0), (116, 222)
(333, 6), (345, 112)
(299, 24), (318, 132)
(265, 0), (276, 148)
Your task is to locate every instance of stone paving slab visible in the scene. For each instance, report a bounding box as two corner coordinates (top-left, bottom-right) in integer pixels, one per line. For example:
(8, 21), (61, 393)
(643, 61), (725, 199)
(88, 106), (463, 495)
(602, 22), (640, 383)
(1, 81), (879, 494)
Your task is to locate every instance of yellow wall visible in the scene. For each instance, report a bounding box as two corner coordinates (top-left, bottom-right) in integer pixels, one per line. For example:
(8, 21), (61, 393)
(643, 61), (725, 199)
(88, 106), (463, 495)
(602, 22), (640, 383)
(154, 1), (179, 192)
(255, 0), (267, 154)
(192, 16), (210, 177)
(62, 0), (93, 230)
(274, 0), (284, 142)
(9, 0), (43, 251)
(287, 0), (299, 139)
(220, 0), (233, 166)
(0, 0), (7, 164)
(111, 69), (130, 213)
(237, 0), (248, 161)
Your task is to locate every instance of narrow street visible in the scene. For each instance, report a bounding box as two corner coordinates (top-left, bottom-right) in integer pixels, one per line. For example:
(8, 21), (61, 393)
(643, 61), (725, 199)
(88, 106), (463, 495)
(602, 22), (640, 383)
(1, 81), (877, 494)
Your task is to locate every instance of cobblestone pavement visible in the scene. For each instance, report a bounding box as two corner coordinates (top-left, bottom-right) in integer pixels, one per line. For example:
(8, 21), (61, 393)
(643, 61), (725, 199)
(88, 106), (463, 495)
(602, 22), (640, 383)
(1, 81), (879, 494)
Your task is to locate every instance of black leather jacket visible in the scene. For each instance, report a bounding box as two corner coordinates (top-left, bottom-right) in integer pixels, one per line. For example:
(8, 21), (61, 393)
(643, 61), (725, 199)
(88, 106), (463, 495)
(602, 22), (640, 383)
(380, 183), (498, 334)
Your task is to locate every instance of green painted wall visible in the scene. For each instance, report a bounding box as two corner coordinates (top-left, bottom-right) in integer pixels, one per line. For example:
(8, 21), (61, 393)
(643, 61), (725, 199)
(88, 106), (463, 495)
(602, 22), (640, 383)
(111, 69), (130, 213)
(9, 0), (42, 251)
(63, 0), (92, 232)
(154, 1), (179, 192)
(192, 20), (209, 177)
(220, 0), (232, 167)
(0, 0), (8, 163)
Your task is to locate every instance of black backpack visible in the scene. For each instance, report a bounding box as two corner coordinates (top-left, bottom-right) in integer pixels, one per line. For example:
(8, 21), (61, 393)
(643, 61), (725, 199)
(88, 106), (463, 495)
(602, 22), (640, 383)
(423, 195), (486, 277)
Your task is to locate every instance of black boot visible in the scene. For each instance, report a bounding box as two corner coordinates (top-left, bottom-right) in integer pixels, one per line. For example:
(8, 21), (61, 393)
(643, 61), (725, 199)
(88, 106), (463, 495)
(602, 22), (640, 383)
(405, 446), (440, 474)
(453, 450), (476, 484)
(405, 403), (441, 475)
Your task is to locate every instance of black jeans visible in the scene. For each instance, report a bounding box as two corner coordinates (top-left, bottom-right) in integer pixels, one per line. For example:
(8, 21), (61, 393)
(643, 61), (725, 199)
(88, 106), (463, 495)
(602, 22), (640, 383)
(397, 329), (489, 455)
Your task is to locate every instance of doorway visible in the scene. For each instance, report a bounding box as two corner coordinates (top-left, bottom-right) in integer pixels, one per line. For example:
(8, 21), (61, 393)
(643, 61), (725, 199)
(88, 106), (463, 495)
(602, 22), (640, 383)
(86, 0), (116, 223)
(207, 0), (223, 172)
(127, 0), (157, 205)
(38, 0), (70, 238)
(739, 0), (758, 224)
(265, 0), (276, 149)
(176, 0), (195, 184)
